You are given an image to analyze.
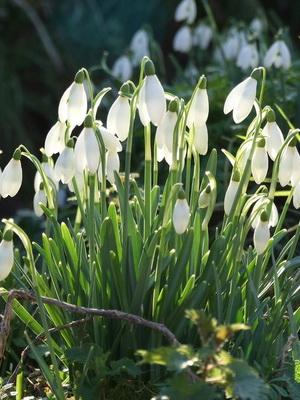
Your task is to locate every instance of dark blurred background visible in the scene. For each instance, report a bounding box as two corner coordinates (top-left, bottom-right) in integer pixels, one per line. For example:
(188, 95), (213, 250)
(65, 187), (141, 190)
(0, 0), (299, 215)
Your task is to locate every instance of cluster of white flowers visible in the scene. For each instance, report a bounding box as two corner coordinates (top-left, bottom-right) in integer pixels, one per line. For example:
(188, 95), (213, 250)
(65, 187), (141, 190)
(112, 29), (150, 82)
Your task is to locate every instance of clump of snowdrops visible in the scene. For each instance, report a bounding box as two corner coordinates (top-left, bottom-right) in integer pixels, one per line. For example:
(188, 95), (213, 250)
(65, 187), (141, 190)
(0, 57), (299, 398)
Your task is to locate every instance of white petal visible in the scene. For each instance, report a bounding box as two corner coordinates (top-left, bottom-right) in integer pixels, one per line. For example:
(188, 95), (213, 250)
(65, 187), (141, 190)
(33, 189), (47, 217)
(291, 149), (300, 187)
(232, 77), (257, 123)
(0, 240), (14, 281)
(106, 151), (120, 185)
(187, 88), (209, 127)
(58, 84), (72, 123)
(0, 159), (22, 198)
(67, 83), (87, 127)
(263, 121), (284, 161)
(99, 126), (122, 152)
(251, 147), (268, 184)
(224, 79), (246, 114)
(193, 24), (213, 49)
(84, 128), (100, 173)
(130, 30), (149, 66)
(173, 26), (193, 53)
(224, 180), (239, 215)
(144, 75), (166, 126)
(175, 0), (197, 24)
(107, 96), (131, 141)
(254, 221), (270, 254)
(45, 121), (66, 157)
(138, 80), (151, 126)
(112, 56), (133, 81)
(74, 130), (88, 173)
(193, 123), (208, 155)
(173, 198), (190, 234)
(293, 181), (300, 209)
(278, 147), (294, 187)
(55, 147), (75, 184)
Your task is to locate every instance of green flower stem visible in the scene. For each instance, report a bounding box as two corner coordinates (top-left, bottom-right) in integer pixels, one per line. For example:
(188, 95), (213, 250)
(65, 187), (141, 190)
(185, 126), (194, 202)
(144, 124), (152, 239)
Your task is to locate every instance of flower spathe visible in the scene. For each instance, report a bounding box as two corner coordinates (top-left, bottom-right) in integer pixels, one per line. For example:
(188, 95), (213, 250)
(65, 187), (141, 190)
(175, 0), (196, 24)
(223, 74), (257, 124)
(138, 60), (166, 126)
(0, 151), (22, 198)
(0, 231), (14, 281)
(107, 90), (131, 141)
(44, 121), (66, 157)
(173, 26), (193, 53)
(264, 40), (291, 70)
(173, 191), (190, 234)
(58, 70), (88, 127)
(112, 55), (132, 82)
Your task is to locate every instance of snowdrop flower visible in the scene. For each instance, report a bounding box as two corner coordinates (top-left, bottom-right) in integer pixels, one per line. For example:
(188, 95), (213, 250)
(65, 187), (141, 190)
(173, 190), (190, 234)
(44, 121), (66, 157)
(0, 230), (14, 281)
(138, 60), (166, 126)
(173, 26), (193, 53)
(58, 69), (88, 127)
(193, 23), (213, 49)
(224, 170), (240, 215)
(175, 0), (197, 24)
(264, 40), (291, 70)
(55, 139), (75, 184)
(236, 140), (252, 172)
(291, 146), (300, 187)
(278, 139), (297, 187)
(35, 157), (59, 191)
(130, 29), (149, 66)
(236, 43), (259, 71)
(223, 69), (258, 124)
(68, 170), (85, 194)
(193, 124), (208, 155)
(293, 181), (300, 209)
(250, 18), (263, 36)
(112, 55), (132, 82)
(0, 149), (22, 198)
(107, 83), (131, 141)
(251, 197), (278, 229)
(262, 109), (284, 161)
(253, 211), (270, 255)
(33, 183), (47, 217)
(98, 125), (122, 153)
(156, 99), (178, 164)
(199, 184), (211, 208)
(187, 76), (209, 128)
(106, 150), (120, 185)
(222, 28), (246, 61)
(251, 138), (268, 184)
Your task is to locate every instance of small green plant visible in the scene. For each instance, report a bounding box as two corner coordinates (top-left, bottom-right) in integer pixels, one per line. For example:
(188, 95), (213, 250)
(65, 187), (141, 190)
(0, 56), (299, 399)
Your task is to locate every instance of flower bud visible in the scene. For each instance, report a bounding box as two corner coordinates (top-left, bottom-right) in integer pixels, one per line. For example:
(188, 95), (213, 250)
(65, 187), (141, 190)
(0, 230), (14, 281)
(253, 212), (270, 255)
(0, 152), (23, 198)
(251, 138), (268, 184)
(173, 190), (190, 234)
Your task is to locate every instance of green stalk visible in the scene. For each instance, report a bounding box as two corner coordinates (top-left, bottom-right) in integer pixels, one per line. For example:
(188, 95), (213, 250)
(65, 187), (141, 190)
(144, 124), (152, 239)
(16, 369), (23, 400)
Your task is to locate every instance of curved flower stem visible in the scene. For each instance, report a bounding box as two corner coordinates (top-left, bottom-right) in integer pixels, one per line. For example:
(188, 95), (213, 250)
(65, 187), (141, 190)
(144, 123), (152, 239)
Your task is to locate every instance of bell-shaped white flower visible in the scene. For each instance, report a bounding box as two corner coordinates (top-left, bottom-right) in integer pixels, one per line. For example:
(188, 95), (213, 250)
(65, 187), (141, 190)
(0, 230), (14, 281)
(236, 43), (259, 71)
(33, 183), (47, 217)
(173, 26), (193, 53)
(0, 150), (22, 198)
(58, 69), (87, 127)
(250, 18), (263, 36)
(98, 125), (122, 153)
(193, 23), (213, 49)
(55, 139), (75, 184)
(130, 29), (149, 66)
(221, 28), (246, 61)
(107, 84), (131, 141)
(262, 110), (284, 161)
(251, 198), (278, 229)
(44, 121), (66, 157)
(187, 76), (209, 128)
(112, 55), (132, 82)
(173, 190), (190, 234)
(156, 99), (178, 164)
(138, 60), (166, 126)
(264, 40), (291, 70)
(293, 181), (300, 209)
(253, 211), (270, 255)
(278, 143), (296, 187)
(251, 138), (268, 184)
(175, 0), (197, 24)
(199, 185), (211, 208)
(223, 71), (258, 124)
(193, 123), (208, 155)
(291, 147), (300, 187)
(34, 158), (59, 192)
(224, 170), (240, 215)
(106, 150), (120, 185)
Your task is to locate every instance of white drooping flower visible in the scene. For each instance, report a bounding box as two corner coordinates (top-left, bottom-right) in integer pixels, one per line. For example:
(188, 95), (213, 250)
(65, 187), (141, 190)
(193, 124), (208, 155)
(278, 143), (297, 187)
(106, 150), (120, 185)
(33, 183), (47, 217)
(156, 99), (178, 165)
(44, 121), (66, 157)
(293, 181), (300, 209)
(0, 230), (14, 281)
(0, 150), (22, 198)
(250, 18), (263, 36)
(251, 138), (268, 184)
(34, 159), (59, 191)
(251, 198), (278, 229)
(175, 0), (197, 24)
(262, 110), (284, 161)
(223, 72), (258, 124)
(173, 26), (193, 53)
(138, 60), (166, 126)
(221, 28), (246, 61)
(187, 76), (209, 128)
(236, 43), (259, 71)
(193, 23), (213, 49)
(224, 171), (240, 215)
(112, 55), (133, 82)
(130, 29), (149, 66)
(107, 85), (131, 141)
(253, 212), (270, 255)
(173, 190), (190, 234)
(58, 69), (88, 127)
(264, 40), (291, 70)
(55, 140), (75, 184)
(98, 125), (122, 153)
